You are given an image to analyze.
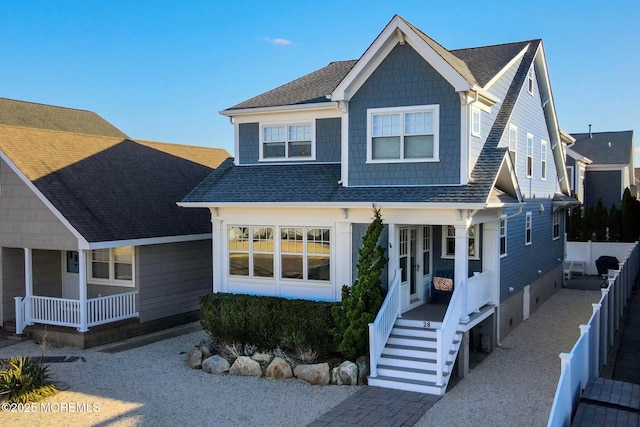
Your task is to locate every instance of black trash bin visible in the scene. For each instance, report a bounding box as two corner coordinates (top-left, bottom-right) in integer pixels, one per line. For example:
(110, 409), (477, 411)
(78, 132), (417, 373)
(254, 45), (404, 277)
(595, 256), (619, 276)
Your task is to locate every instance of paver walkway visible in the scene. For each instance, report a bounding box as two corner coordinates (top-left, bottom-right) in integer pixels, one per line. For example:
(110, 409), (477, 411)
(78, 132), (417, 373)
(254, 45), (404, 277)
(572, 378), (640, 426)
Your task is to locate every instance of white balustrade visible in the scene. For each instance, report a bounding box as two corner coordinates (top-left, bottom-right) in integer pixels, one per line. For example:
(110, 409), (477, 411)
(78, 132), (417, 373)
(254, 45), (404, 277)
(369, 269), (402, 378)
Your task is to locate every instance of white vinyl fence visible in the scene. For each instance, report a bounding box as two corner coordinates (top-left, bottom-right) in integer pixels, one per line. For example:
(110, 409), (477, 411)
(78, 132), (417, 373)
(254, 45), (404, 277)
(547, 242), (639, 427)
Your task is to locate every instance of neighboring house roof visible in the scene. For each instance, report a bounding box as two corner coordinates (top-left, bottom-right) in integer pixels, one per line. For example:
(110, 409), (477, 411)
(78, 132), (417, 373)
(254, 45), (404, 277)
(0, 122), (230, 243)
(183, 158), (514, 205)
(136, 139), (230, 169)
(0, 97), (127, 138)
(569, 131), (634, 165)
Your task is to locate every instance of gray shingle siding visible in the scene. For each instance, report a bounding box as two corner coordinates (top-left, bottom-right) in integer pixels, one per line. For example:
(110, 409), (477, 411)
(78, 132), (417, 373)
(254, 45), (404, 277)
(347, 44), (461, 186)
(585, 170), (622, 208)
(238, 123), (259, 165)
(237, 119), (341, 165)
(500, 199), (564, 301)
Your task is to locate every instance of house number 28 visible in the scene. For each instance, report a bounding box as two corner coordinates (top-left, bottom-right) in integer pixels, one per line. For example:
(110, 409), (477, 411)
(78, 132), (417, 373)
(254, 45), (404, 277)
(423, 321), (431, 328)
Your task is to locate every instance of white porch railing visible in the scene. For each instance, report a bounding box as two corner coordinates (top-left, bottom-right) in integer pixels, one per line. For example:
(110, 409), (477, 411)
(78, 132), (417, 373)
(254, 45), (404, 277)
(368, 269), (402, 378)
(547, 241), (639, 427)
(14, 291), (138, 333)
(435, 284), (464, 386)
(466, 270), (493, 314)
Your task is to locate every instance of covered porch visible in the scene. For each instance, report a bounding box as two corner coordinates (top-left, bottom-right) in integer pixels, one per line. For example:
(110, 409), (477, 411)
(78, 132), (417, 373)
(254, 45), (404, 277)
(4, 247), (139, 337)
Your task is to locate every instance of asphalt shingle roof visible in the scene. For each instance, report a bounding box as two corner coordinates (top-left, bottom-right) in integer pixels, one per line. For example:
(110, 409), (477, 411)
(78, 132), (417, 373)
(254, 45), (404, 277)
(569, 131), (634, 165)
(0, 97), (127, 138)
(0, 122), (230, 243)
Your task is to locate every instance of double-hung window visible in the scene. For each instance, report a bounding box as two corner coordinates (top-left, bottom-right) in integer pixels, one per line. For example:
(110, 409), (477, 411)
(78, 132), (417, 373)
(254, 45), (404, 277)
(228, 226), (274, 278)
(500, 217), (507, 257)
(553, 211), (561, 240)
(368, 105), (439, 162)
(89, 246), (134, 286)
(525, 212), (532, 246)
(471, 107), (481, 137)
(281, 227), (331, 281)
(541, 140), (548, 180)
(508, 124), (517, 168)
(442, 225), (479, 259)
(526, 133), (534, 178)
(528, 68), (534, 94)
(261, 123), (313, 160)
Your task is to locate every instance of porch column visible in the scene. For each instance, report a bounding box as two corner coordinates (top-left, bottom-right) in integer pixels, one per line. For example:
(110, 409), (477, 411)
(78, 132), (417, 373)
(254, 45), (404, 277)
(483, 220), (501, 306)
(454, 225), (470, 322)
(23, 248), (33, 323)
(78, 249), (88, 332)
(211, 217), (224, 293)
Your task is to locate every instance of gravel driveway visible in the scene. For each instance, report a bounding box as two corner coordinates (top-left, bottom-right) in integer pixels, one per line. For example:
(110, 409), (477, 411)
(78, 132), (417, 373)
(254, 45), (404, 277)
(0, 328), (360, 426)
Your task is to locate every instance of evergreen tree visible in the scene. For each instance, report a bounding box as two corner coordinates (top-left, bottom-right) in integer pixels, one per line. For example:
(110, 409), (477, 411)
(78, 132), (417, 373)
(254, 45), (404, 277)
(593, 198), (608, 241)
(567, 204), (582, 241)
(582, 205), (595, 241)
(608, 204), (621, 241)
(332, 207), (387, 360)
(620, 188), (637, 242)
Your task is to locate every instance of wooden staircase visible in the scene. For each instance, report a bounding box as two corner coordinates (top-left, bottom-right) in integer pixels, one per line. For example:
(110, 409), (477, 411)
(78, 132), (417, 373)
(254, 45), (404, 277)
(368, 318), (462, 395)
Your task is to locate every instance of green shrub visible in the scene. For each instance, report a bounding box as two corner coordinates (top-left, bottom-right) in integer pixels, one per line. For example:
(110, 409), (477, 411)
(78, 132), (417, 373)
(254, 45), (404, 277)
(332, 206), (386, 360)
(200, 293), (336, 357)
(0, 357), (58, 403)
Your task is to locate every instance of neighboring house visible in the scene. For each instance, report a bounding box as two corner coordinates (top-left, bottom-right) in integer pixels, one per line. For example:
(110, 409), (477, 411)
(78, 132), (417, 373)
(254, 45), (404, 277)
(0, 98), (230, 347)
(181, 15), (573, 394)
(567, 129), (635, 208)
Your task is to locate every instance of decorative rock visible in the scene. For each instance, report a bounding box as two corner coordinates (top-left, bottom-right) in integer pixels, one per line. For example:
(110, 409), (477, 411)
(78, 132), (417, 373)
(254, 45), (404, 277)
(187, 348), (202, 369)
(331, 361), (358, 385)
(229, 356), (262, 377)
(251, 352), (273, 364)
(197, 339), (211, 359)
(202, 355), (230, 375)
(265, 357), (293, 380)
(293, 363), (330, 385)
(356, 355), (370, 385)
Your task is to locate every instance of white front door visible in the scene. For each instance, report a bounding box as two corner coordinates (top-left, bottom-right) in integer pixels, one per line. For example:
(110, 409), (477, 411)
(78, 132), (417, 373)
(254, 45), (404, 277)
(62, 251), (80, 299)
(399, 226), (432, 311)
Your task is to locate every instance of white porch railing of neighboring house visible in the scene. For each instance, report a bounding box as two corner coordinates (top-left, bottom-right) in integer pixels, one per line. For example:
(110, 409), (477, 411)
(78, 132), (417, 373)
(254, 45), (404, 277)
(369, 269), (402, 378)
(547, 242), (639, 427)
(15, 291), (139, 334)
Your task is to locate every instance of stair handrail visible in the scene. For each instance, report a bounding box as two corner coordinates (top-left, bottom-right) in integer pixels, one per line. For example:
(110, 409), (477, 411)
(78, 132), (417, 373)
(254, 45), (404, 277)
(14, 296), (29, 335)
(435, 281), (464, 386)
(369, 268), (402, 378)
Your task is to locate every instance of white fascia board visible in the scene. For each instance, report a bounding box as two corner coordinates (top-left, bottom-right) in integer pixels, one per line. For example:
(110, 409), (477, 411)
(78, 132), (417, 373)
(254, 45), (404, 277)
(535, 43), (570, 195)
(331, 16), (471, 101)
(565, 147), (593, 164)
(179, 201), (489, 210)
(586, 164), (628, 171)
(0, 151), (90, 249)
(470, 85), (500, 106)
(220, 102), (338, 118)
(487, 153), (524, 204)
(88, 233), (212, 250)
(484, 45), (529, 90)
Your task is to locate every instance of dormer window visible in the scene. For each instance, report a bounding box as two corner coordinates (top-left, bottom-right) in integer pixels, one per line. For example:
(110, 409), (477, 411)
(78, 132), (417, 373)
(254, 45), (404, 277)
(261, 123), (314, 161)
(367, 105), (439, 163)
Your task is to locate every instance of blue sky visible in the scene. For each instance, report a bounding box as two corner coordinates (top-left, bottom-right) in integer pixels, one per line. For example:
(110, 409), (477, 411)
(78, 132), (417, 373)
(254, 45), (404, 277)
(1, 1), (639, 161)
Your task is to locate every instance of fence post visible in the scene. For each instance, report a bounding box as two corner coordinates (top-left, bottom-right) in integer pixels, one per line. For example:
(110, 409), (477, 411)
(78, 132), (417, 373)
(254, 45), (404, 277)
(559, 353), (573, 427)
(591, 303), (601, 377)
(600, 288), (609, 359)
(579, 325), (590, 390)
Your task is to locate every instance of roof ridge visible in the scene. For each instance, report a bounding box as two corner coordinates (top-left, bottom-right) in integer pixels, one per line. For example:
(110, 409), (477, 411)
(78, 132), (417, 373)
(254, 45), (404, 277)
(450, 39), (540, 53)
(571, 130), (634, 135)
(134, 138), (230, 153)
(0, 97), (95, 114)
(0, 122), (127, 141)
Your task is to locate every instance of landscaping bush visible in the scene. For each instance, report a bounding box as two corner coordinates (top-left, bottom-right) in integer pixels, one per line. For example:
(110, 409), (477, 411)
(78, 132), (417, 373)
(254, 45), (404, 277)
(0, 357), (57, 403)
(200, 293), (336, 358)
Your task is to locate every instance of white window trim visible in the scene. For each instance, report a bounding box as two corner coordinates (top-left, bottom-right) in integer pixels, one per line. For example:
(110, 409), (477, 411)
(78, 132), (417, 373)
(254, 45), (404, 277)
(528, 67), (534, 95)
(366, 104), (440, 163)
(228, 225), (332, 283)
(541, 139), (548, 181)
(526, 133), (534, 178)
(471, 106), (481, 138)
(508, 124), (517, 169)
(87, 247), (135, 287)
(567, 165), (575, 191)
(441, 224), (480, 260)
(552, 211), (561, 240)
(259, 121), (316, 162)
(525, 212), (532, 246)
(499, 216), (507, 258)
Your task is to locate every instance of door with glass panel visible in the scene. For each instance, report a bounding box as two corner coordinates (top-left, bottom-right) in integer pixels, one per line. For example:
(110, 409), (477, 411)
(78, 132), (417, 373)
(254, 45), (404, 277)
(399, 226), (431, 311)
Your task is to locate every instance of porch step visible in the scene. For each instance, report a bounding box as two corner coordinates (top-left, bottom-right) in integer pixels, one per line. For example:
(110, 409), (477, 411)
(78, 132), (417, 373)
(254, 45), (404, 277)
(395, 318), (442, 329)
(368, 375), (447, 395)
(387, 333), (437, 349)
(0, 322), (29, 341)
(379, 353), (453, 371)
(391, 324), (438, 339)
